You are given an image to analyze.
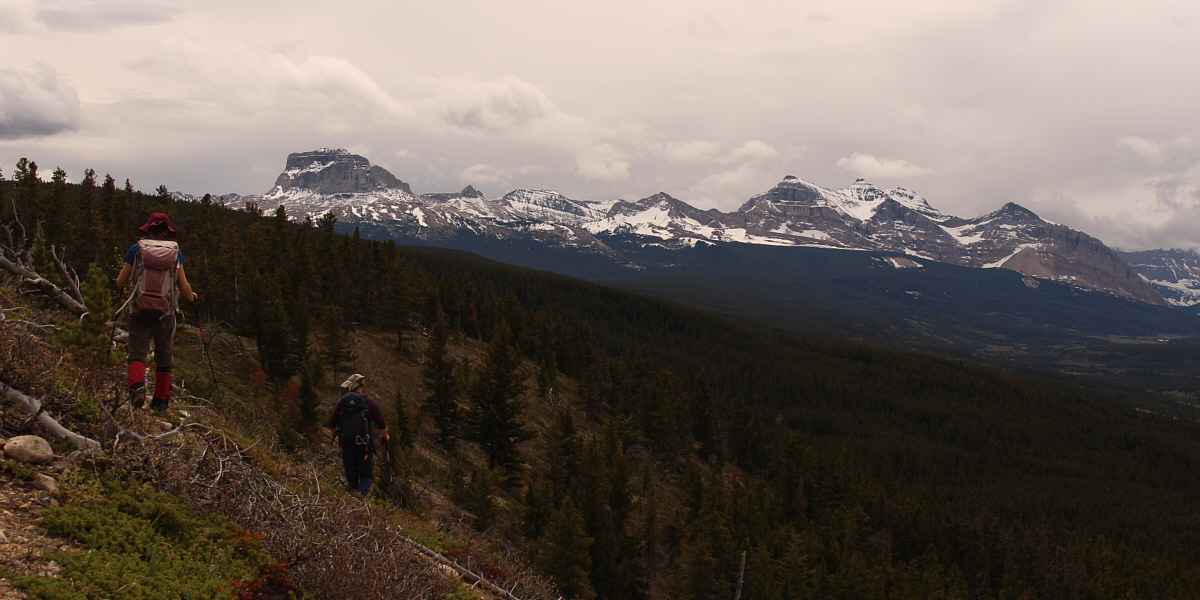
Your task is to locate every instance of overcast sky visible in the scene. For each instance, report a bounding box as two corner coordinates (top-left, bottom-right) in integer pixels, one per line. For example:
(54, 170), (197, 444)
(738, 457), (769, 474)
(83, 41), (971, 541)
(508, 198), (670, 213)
(1, 0), (1197, 251)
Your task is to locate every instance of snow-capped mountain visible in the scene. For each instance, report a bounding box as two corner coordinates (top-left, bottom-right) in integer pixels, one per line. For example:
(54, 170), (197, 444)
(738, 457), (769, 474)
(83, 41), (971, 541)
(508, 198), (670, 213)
(238, 149), (1168, 307)
(1117, 249), (1200, 313)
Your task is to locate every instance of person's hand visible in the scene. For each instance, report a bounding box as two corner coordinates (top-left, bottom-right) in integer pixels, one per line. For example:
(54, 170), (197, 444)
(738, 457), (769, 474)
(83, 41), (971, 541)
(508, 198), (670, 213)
(382, 431), (390, 443)
(189, 292), (199, 303)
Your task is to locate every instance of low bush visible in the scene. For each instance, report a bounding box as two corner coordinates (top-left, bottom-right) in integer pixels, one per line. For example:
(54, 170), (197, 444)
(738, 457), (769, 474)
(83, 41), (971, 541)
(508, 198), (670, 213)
(15, 478), (307, 600)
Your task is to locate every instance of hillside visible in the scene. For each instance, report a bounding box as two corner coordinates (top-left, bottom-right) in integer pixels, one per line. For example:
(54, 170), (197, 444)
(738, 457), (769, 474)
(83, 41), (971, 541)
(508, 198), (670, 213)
(3, 161), (1200, 598)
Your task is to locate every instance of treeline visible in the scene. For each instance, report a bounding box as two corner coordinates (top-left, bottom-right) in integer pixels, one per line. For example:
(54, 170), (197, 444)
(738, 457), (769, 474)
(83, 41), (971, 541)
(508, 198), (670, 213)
(4, 161), (1200, 599)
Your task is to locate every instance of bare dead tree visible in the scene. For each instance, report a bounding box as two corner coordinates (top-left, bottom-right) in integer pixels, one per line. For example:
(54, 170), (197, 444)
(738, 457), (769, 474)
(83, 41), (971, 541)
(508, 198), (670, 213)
(0, 219), (87, 316)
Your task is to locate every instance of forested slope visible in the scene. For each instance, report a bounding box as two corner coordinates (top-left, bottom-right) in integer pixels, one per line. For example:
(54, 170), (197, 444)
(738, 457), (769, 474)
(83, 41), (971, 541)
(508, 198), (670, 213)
(3, 160), (1200, 598)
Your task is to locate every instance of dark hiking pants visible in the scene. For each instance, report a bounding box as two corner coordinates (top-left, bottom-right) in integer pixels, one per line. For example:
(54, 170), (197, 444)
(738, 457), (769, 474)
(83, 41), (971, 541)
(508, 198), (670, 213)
(126, 311), (176, 371)
(340, 444), (375, 495)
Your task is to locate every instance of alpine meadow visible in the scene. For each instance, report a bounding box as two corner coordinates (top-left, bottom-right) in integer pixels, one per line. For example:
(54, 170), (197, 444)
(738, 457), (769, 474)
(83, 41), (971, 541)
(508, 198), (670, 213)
(2, 154), (1200, 600)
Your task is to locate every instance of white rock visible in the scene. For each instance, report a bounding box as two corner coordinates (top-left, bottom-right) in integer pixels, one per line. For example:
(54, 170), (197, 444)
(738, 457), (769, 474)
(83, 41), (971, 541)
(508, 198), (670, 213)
(34, 474), (57, 492)
(0, 530), (8, 543)
(3, 435), (54, 464)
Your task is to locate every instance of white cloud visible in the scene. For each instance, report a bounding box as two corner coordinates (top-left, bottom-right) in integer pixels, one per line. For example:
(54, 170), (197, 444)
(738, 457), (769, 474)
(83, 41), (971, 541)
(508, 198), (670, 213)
(688, 162), (778, 209)
(837, 153), (934, 178)
(131, 39), (415, 121)
(459, 163), (512, 188)
(36, 2), (179, 32)
(3, 0), (1198, 251)
(0, 64), (80, 139)
(0, 0), (40, 33)
(421, 76), (566, 138)
(457, 163), (546, 189)
(722, 140), (779, 164)
(575, 143), (631, 181)
(1118, 136), (1167, 163)
(661, 140), (720, 163)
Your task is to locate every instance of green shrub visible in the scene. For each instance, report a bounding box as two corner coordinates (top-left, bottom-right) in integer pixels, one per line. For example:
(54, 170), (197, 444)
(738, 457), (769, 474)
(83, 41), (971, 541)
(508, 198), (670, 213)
(15, 479), (307, 599)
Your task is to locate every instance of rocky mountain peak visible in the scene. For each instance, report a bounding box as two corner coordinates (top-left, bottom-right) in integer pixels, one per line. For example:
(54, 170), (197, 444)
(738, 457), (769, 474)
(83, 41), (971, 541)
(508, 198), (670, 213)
(271, 148), (411, 195)
(994, 202), (1042, 222)
(240, 152), (1176, 310)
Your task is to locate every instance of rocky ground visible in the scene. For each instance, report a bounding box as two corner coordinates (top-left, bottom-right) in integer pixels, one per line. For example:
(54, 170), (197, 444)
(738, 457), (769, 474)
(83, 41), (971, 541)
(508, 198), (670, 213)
(0, 441), (82, 600)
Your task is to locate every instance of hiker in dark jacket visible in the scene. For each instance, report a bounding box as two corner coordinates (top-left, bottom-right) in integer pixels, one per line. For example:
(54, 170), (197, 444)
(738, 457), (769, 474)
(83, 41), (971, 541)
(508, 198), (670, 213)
(327, 373), (390, 495)
(115, 213), (197, 412)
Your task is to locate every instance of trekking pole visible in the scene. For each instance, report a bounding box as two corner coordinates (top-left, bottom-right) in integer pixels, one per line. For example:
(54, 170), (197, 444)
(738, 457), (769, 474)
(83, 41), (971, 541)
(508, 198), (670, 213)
(382, 437), (395, 499)
(189, 299), (221, 399)
(383, 437), (394, 480)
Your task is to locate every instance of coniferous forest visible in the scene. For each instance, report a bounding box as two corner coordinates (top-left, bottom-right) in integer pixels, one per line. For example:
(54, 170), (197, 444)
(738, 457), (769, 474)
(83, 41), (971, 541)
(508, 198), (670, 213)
(3, 159), (1200, 599)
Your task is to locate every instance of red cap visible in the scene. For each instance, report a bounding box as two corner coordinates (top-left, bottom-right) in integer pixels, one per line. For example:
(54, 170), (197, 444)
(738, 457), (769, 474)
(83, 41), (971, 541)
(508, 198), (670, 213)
(138, 213), (176, 237)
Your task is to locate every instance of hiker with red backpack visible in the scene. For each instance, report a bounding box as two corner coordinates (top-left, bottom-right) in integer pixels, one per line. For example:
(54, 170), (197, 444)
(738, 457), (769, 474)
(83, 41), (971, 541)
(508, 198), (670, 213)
(115, 213), (197, 412)
(327, 373), (390, 496)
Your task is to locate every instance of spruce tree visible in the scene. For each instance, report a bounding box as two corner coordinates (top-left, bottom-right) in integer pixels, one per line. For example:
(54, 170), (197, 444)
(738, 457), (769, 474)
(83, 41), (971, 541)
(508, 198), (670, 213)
(465, 467), (498, 532)
(43, 167), (70, 244)
(0, 166), (8, 224)
(242, 274), (296, 380)
(12, 158), (40, 235)
(99, 174), (118, 256)
(50, 264), (117, 367)
(421, 308), (461, 449)
(466, 321), (531, 472)
(530, 497), (597, 600)
(73, 169), (100, 265)
(391, 388), (414, 448)
(296, 362), (320, 433)
(319, 306), (356, 391)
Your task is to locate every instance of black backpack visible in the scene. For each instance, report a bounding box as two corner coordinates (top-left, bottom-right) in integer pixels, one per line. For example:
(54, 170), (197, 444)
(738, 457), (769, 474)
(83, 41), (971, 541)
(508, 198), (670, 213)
(337, 392), (373, 446)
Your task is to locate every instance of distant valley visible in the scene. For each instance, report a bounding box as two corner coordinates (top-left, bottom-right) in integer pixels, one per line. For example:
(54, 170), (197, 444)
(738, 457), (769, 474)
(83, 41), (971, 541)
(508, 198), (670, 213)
(186, 148), (1199, 387)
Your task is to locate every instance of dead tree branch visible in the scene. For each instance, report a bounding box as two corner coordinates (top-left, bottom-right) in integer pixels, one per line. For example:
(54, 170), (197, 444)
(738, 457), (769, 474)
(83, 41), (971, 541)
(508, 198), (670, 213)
(0, 253), (86, 316)
(49, 243), (83, 306)
(0, 377), (99, 450)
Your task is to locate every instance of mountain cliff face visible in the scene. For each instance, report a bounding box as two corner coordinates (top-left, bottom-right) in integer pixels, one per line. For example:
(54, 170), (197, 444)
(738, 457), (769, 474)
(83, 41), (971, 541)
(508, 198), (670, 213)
(1117, 249), (1200, 313)
(272, 148), (411, 195)
(239, 149), (1170, 307)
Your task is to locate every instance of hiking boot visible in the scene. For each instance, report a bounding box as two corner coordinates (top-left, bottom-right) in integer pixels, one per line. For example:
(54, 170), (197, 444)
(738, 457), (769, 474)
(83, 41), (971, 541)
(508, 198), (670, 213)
(150, 396), (169, 412)
(129, 383), (146, 409)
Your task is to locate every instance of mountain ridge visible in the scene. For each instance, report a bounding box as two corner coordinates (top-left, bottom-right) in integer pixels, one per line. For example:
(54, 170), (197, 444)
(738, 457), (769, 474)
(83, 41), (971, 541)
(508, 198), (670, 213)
(227, 148), (1183, 308)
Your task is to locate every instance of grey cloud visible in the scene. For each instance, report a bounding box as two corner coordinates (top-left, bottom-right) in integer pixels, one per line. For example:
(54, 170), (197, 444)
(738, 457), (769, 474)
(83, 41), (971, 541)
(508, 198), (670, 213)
(36, 2), (178, 32)
(0, 64), (81, 140)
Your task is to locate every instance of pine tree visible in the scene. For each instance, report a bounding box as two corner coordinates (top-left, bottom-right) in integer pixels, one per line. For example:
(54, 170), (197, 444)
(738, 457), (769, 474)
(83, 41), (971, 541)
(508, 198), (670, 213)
(50, 264), (117, 367)
(43, 167), (71, 244)
(421, 308), (461, 449)
(12, 158), (40, 236)
(693, 372), (723, 461)
(0, 166), (8, 224)
(73, 168), (101, 265)
(465, 467), (499, 532)
(319, 305), (356, 391)
(242, 274), (296, 380)
(296, 362), (320, 433)
(99, 174), (119, 259)
(391, 388), (414, 448)
(530, 497), (597, 600)
(466, 321), (531, 472)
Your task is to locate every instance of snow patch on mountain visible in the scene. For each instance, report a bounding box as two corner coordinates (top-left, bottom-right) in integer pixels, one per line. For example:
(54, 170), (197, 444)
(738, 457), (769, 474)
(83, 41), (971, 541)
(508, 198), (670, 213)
(226, 149), (1171, 308)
